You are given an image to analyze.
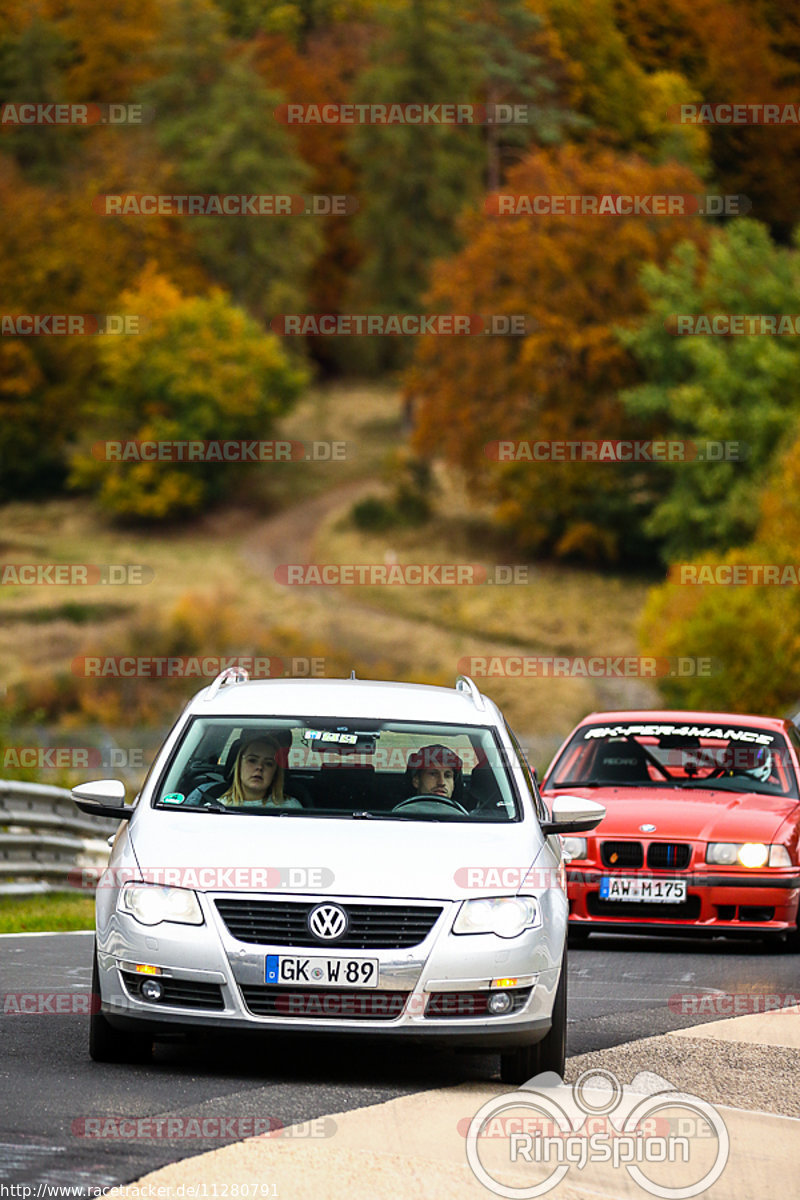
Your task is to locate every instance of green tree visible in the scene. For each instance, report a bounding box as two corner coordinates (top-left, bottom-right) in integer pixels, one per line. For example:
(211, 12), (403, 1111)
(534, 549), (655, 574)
(620, 218), (800, 560)
(140, 0), (320, 318)
(345, 0), (485, 370)
(69, 269), (309, 520)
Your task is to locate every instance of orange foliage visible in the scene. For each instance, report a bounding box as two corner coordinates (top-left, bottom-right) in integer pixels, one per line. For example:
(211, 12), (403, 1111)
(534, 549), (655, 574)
(406, 145), (709, 559)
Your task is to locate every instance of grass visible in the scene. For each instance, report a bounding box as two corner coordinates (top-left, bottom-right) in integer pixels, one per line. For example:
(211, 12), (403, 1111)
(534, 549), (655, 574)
(0, 891), (95, 933)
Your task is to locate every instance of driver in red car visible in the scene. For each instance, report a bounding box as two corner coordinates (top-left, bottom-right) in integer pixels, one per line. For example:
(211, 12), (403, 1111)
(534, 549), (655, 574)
(407, 744), (464, 800)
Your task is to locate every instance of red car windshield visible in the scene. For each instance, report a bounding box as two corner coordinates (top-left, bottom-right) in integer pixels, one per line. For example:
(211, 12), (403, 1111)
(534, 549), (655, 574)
(547, 720), (798, 798)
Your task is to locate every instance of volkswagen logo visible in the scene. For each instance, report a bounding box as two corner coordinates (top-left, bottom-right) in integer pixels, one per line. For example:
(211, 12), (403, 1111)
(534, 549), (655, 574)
(639, 823), (657, 833)
(308, 903), (348, 941)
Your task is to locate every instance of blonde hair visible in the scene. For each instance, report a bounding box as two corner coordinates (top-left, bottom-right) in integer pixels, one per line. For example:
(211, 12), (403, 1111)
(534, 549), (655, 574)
(221, 735), (285, 806)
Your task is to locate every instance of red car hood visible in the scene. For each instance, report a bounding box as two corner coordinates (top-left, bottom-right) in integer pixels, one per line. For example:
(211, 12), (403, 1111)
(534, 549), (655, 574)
(544, 785), (798, 844)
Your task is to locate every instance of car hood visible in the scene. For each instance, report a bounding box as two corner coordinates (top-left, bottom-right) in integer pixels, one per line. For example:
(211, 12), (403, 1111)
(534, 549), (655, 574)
(127, 810), (542, 900)
(545, 786), (798, 844)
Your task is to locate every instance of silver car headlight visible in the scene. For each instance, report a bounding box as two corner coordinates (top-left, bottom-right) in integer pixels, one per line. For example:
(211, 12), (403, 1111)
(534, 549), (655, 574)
(118, 883), (204, 926)
(453, 896), (539, 938)
(705, 842), (771, 868)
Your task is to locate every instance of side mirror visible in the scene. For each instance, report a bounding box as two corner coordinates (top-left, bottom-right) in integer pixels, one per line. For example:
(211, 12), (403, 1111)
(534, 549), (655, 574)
(540, 794), (605, 835)
(72, 779), (132, 820)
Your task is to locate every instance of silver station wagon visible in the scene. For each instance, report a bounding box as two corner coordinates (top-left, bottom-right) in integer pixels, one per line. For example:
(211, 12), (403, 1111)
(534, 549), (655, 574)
(73, 671), (603, 1083)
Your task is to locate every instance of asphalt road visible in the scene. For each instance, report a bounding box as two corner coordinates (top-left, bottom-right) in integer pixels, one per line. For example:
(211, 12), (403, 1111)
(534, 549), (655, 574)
(2, 930), (797, 1194)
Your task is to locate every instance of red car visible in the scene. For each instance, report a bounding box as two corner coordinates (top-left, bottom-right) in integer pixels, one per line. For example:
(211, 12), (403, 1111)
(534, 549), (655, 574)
(541, 710), (800, 945)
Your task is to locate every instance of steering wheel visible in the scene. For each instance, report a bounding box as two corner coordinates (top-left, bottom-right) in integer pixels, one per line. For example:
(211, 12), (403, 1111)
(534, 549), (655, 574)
(391, 793), (469, 815)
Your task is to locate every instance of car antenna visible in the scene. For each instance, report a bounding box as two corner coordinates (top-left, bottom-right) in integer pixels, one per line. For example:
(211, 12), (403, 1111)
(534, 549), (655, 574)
(350, 668), (357, 679)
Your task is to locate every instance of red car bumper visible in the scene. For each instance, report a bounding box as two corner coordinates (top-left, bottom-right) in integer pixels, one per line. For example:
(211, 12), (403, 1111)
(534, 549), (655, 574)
(567, 868), (800, 937)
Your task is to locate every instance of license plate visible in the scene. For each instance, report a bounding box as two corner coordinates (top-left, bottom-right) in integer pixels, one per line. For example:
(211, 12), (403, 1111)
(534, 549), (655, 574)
(265, 954), (379, 988)
(599, 876), (687, 903)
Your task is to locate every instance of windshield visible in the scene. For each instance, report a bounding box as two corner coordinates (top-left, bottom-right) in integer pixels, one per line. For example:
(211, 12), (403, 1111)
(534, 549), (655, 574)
(546, 720), (798, 798)
(153, 717), (521, 821)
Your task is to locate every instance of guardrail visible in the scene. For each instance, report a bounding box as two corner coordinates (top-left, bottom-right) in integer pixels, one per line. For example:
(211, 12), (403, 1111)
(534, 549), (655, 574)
(0, 780), (119, 896)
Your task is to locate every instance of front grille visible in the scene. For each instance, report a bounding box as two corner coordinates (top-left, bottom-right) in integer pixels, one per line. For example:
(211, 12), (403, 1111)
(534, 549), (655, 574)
(647, 843), (692, 870)
(425, 988), (531, 1019)
(120, 971), (225, 1010)
(215, 899), (442, 948)
(240, 985), (407, 1020)
(600, 841), (644, 869)
(587, 894), (701, 920)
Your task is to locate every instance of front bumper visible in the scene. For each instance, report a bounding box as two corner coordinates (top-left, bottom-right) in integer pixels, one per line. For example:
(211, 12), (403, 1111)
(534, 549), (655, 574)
(567, 867), (800, 936)
(96, 890), (566, 1049)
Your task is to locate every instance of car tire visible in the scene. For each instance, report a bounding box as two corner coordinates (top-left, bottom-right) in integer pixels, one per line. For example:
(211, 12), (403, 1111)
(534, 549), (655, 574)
(90, 944), (153, 1064)
(499, 948), (567, 1086)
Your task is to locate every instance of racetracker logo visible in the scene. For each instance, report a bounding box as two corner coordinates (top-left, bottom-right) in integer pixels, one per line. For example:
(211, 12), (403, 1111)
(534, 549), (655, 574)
(669, 564), (800, 585)
(485, 194), (749, 217)
(1, 564), (152, 585)
(93, 194), (356, 216)
(484, 440), (746, 462)
(457, 655), (714, 678)
(3, 992), (100, 1014)
(71, 1115), (336, 1139)
(667, 314), (800, 335)
(270, 314), (532, 335)
(70, 655), (327, 677)
(90, 440), (347, 462)
(274, 564), (529, 585)
(2, 746), (147, 770)
(1, 314), (141, 335)
(670, 103), (800, 124)
(0, 103), (148, 125)
(275, 102), (539, 125)
(465, 1068), (729, 1199)
(68, 866), (335, 891)
(669, 993), (800, 1016)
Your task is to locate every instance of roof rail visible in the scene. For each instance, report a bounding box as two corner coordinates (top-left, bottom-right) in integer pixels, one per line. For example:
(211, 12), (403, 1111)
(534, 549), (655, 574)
(206, 666), (250, 701)
(455, 674), (485, 711)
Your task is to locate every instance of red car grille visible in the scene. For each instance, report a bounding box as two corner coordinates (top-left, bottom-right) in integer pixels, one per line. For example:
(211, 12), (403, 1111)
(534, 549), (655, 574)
(601, 841), (644, 869)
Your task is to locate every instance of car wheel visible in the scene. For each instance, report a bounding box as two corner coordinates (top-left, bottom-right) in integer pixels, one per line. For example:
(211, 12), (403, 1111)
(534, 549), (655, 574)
(90, 944), (153, 1064)
(499, 948), (567, 1086)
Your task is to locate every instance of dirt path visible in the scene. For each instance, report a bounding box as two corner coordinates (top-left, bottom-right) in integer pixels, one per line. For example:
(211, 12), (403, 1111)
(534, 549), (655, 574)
(239, 480), (660, 753)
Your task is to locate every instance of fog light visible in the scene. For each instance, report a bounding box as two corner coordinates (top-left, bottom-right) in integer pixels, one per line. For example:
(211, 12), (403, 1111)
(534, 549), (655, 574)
(487, 991), (513, 1015)
(140, 978), (164, 1002)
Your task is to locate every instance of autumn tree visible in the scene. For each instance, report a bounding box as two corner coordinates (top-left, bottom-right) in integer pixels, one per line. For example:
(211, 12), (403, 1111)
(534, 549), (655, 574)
(611, 0), (800, 238)
(406, 145), (708, 563)
(69, 270), (309, 520)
